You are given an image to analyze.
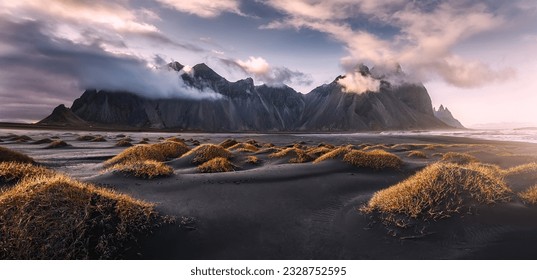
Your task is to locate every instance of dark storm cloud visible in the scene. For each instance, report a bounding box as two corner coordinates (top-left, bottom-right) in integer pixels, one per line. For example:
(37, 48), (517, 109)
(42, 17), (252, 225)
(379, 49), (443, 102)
(0, 18), (219, 122)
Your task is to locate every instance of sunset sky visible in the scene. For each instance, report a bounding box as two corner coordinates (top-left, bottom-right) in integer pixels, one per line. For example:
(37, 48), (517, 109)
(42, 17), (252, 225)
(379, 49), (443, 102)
(1, 0), (536, 127)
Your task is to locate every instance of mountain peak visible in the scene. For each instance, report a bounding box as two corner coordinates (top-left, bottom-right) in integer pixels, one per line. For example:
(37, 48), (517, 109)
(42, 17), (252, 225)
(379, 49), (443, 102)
(167, 61), (184, 72)
(357, 64), (371, 76)
(434, 104), (464, 128)
(192, 63), (223, 81)
(38, 104), (87, 126)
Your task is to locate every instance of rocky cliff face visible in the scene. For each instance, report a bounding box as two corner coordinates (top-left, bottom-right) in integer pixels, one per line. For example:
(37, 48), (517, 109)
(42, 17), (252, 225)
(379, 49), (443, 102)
(434, 105), (465, 129)
(299, 76), (445, 131)
(42, 62), (456, 131)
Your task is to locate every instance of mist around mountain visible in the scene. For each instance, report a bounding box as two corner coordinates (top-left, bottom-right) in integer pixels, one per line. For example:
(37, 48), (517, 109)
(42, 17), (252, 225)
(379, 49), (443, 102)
(39, 62), (461, 132)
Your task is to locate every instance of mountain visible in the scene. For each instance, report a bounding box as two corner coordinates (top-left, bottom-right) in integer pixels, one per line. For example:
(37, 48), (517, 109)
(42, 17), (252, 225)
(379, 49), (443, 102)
(299, 75), (445, 131)
(37, 104), (88, 126)
(434, 105), (465, 129)
(40, 62), (460, 132)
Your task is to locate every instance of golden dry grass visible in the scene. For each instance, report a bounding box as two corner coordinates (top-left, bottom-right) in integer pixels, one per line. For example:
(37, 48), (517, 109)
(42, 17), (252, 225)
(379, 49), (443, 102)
(361, 162), (512, 227)
(228, 143), (259, 152)
(317, 142), (335, 149)
(45, 140), (70, 149)
(441, 152), (478, 165)
(245, 139), (258, 146)
(362, 144), (390, 151)
(269, 147), (313, 163)
(255, 147), (281, 154)
(105, 141), (190, 167)
(245, 155), (260, 165)
(165, 137), (185, 143)
(391, 144), (423, 151)
(77, 135), (95, 141)
(181, 144), (232, 164)
(423, 144), (448, 150)
(504, 162), (537, 176)
(0, 146), (34, 163)
(108, 160), (173, 179)
(343, 149), (403, 170)
(91, 136), (107, 142)
(313, 145), (353, 163)
(219, 139), (238, 148)
(306, 146), (333, 158)
(0, 162), (54, 185)
(115, 139), (133, 147)
(519, 185), (537, 205)
(0, 173), (163, 259)
(197, 157), (236, 173)
(407, 151), (427, 159)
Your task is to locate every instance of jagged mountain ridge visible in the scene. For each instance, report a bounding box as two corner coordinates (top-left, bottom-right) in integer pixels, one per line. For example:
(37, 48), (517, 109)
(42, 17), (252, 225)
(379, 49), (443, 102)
(41, 62), (457, 131)
(434, 105), (465, 129)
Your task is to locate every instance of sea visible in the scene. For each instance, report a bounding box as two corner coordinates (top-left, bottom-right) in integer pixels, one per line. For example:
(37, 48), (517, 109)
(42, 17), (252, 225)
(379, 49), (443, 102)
(380, 128), (537, 144)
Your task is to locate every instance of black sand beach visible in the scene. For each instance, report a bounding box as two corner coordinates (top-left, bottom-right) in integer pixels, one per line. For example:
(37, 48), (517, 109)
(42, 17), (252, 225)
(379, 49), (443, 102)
(2, 128), (537, 259)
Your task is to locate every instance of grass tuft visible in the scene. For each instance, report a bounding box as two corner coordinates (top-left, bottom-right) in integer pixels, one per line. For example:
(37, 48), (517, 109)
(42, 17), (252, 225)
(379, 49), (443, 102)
(197, 157), (236, 173)
(77, 135), (95, 141)
(306, 146), (333, 158)
(0, 174), (164, 259)
(228, 143), (259, 152)
(361, 162), (512, 228)
(0, 146), (34, 163)
(407, 151), (427, 159)
(91, 136), (107, 142)
(45, 140), (70, 149)
(343, 149), (402, 170)
(245, 155), (260, 165)
(115, 139), (133, 147)
(269, 147), (313, 163)
(255, 147), (281, 154)
(219, 139), (238, 148)
(164, 137), (185, 144)
(105, 141), (190, 167)
(0, 162), (54, 185)
(441, 152), (478, 165)
(108, 160), (173, 179)
(181, 144), (232, 164)
(313, 146), (353, 163)
(362, 144), (389, 151)
(519, 185), (537, 205)
(504, 162), (537, 176)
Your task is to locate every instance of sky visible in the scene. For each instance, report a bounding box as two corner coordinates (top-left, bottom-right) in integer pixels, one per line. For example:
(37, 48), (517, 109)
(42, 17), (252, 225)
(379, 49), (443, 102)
(0, 0), (536, 127)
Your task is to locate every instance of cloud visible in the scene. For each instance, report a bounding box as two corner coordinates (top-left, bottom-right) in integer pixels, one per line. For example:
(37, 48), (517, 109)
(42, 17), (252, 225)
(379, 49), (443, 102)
(338, 73), (380, 94)
(0, 18), (219, 122)
(155, 0), (244, 18)
(1, 0), (158, 34)
(220, 56), (313, 87)
(0, 0), (203, 53)
(262, 0), (515, 88)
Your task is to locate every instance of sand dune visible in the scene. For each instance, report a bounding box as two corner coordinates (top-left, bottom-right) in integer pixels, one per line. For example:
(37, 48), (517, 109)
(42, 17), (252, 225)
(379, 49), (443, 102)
(1, 128), (537, 259)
